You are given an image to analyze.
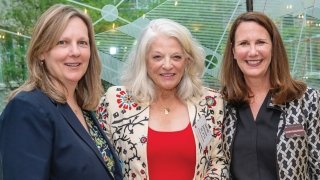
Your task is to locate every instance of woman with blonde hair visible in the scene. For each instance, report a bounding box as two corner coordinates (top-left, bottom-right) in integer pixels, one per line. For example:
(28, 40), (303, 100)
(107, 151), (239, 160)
(0, 4), (123, 180)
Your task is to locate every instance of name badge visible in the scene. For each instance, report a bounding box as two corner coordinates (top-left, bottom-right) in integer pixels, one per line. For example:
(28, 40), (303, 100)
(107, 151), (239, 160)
(195, 116), (212, 149)
(284, 124), (306, 138)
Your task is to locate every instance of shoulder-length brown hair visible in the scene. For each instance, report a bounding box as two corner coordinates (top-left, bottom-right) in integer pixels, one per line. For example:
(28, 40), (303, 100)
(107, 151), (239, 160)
(220, 11), (306, 105)
(9, 4), (103, 110)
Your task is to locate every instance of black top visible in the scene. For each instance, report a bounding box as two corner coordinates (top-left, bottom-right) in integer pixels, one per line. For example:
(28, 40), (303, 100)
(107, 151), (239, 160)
(230, 93), (281, 180)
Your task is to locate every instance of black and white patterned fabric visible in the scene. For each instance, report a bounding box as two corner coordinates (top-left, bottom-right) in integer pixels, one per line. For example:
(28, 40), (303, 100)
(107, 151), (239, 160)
(222, 88), (320, 180)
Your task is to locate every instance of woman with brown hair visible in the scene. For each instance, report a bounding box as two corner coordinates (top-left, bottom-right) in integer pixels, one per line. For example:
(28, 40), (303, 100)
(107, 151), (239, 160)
(220, 11), (320, 179)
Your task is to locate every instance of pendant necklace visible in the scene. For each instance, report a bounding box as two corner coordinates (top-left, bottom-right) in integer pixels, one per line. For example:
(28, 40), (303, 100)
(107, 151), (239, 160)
(159, 103), (170, 115)
(163, 107), (170, 115)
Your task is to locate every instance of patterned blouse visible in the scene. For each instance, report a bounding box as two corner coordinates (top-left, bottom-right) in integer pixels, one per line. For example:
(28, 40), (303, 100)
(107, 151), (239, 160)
(97, 86), (228, 179)
(83, 111), (115, 177)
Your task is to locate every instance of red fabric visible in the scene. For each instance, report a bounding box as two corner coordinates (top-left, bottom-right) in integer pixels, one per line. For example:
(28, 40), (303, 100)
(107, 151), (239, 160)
(147, 123), (196, 180)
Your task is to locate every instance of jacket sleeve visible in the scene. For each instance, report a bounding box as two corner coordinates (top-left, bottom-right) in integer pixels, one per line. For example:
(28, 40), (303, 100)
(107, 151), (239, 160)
(0, 97), (53, 180)
(96, 87), (115, 147)
(201, 89), (229, 180)
(307, 89), (320, 179)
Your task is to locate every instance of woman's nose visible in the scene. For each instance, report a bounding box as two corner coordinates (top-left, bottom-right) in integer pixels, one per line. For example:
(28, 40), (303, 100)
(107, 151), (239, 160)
(70, 43), (81, 57)
(248, 45), (258, 56)
(162, 57), (173, 68)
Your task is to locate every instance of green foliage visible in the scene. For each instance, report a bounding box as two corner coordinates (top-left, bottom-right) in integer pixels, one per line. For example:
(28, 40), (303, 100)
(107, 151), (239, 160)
(0, 0), (60, 89)
(3, 0), (60, 35)
(0, 0), (166, 89)
(70, 0), (166, 33)
(1, 36), (27, 90)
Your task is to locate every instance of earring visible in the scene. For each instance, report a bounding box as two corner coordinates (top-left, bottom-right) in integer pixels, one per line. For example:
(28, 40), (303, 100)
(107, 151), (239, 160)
(40, 60), (44, 65)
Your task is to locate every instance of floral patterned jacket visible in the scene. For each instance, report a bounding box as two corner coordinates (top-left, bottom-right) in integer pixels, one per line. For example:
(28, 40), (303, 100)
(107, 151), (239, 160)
(222, 87), (320, 180)
(97, 86), (228, 180)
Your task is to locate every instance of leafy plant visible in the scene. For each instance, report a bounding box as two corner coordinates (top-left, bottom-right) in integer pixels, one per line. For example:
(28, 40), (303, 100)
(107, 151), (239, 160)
(1, 35), (27, 90)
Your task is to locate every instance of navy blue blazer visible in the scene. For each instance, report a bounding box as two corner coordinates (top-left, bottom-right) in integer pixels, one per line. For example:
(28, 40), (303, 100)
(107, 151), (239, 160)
(0, 89), (123, 180)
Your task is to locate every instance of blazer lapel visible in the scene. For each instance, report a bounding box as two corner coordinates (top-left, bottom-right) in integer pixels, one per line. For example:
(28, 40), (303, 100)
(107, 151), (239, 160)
(56, 103), (111, 173)
(91, 111), (123, 179)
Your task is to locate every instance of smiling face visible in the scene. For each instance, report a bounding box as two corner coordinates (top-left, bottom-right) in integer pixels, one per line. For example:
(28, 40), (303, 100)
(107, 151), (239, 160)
(146, 34), (188, 93)
(233, 21), (272, 82)
(41, 17), (90, 89)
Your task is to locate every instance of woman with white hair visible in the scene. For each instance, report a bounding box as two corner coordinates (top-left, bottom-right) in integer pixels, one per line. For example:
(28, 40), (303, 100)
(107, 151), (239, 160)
(97, 18), (227, 179)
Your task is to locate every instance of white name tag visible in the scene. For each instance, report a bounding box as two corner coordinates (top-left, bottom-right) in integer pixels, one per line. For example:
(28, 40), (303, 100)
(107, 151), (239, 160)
(195, 116), (212, 149)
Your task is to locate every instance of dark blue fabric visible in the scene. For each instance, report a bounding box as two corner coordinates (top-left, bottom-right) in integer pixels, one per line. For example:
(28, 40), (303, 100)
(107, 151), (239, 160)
(0, 89), (123, 180)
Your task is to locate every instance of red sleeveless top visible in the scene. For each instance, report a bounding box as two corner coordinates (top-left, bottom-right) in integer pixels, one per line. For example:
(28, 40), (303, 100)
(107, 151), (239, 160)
(147, 123), (196, 180)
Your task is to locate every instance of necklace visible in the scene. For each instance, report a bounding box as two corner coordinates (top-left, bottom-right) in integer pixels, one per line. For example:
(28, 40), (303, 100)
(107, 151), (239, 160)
(159, 103), (170, 115)
(163, 107), (170, 115)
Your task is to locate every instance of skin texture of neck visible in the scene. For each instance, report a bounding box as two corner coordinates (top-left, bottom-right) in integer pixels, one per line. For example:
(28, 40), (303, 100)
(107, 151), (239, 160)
(245, 72), (270, 96)
(154, 87), (180, 104)
(245, 76), (270, 120)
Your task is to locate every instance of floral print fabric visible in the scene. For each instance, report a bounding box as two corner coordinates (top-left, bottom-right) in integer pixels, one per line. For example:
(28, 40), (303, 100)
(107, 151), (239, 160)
(83, 111), (115, 177)
(97, 86), (229, 179)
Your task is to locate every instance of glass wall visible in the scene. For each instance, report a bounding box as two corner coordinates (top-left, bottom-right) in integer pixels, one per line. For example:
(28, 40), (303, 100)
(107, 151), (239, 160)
(0, 0), (319, 112)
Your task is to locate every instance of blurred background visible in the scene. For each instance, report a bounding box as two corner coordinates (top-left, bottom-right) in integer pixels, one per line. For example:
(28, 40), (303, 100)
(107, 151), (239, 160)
(0, 0), (319, 112)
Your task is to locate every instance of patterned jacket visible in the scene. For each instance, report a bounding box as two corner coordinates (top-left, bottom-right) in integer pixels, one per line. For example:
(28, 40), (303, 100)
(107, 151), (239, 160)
(97, 86), (228, 180)
(222, 88), (320, 180)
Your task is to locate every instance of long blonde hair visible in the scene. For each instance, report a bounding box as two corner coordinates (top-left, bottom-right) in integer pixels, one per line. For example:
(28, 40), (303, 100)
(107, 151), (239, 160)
(9, 4), (103, 110)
